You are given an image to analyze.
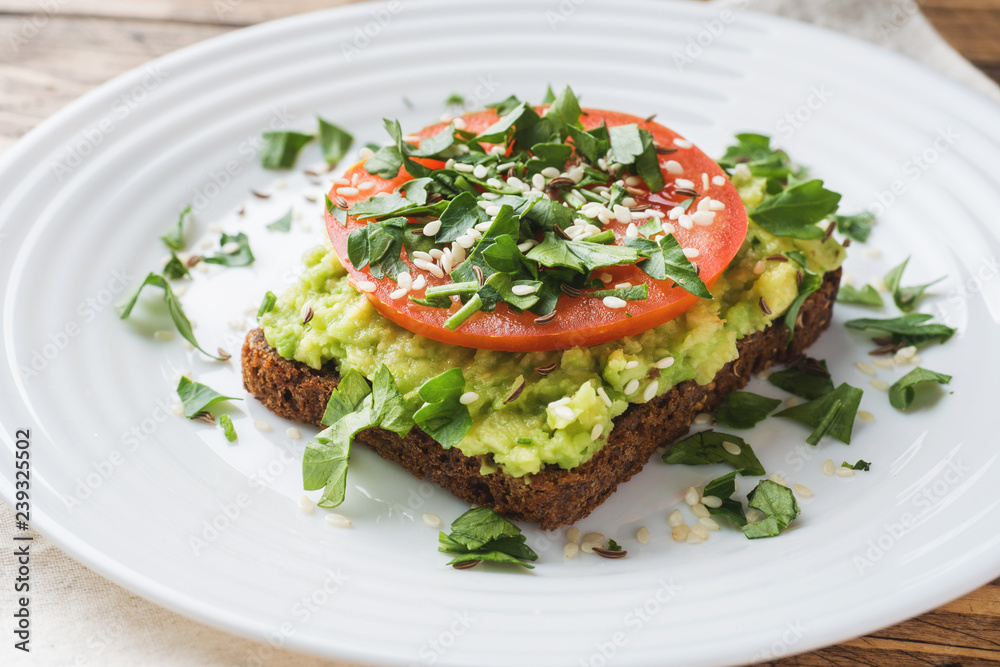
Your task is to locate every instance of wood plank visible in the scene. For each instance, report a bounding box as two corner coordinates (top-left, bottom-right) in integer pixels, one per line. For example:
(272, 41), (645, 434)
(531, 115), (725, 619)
(0, 0), (355, 26)
(925, 7), (1000, 62)
(0, 16), (228, 146)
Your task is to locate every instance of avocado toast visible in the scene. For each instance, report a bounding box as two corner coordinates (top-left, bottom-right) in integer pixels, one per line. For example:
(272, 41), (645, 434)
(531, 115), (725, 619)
(242, 88), (847, 528)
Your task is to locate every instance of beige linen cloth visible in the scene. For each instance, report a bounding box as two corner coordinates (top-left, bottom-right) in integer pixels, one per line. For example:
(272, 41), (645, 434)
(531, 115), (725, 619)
(2, 1), (998, 666)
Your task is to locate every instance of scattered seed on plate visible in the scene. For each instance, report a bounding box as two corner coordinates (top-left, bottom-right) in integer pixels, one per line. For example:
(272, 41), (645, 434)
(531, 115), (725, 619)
(835, 467), (855, 478)
(684, 487), (700, 506)
(672, 525), (690, 542)
(154, 330), (175, 342)
(857, 410), (875, 423)
(325, 514), (352, 528)
(564, 542), (580, 558)
(822, 459), (836, 476)
(699, 517), (720, 531)
(722, 440), (742, 456)
(253, 420), (272, 432)
(286, 427), (302, 440)
(793, 483), (814, 498)
(422, 513), (442, 528)
(298, 495), (315, 514)
(701, 495), (723, 509)
(637, 526), (650, 544)
(768, 473), (788, 486)
(870, 379), (890, 392)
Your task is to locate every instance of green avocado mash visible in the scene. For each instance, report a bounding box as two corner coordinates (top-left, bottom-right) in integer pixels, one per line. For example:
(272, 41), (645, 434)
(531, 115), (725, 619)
(260, 171), (845, 478)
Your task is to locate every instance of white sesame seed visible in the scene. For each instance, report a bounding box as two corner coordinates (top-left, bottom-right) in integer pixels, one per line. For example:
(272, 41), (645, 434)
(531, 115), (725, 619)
(511, 284), (537, 296)
(673, 138), (693, 149)
(440, 254), (453, 275)
(484, 205), (501, 217)
(668, 509), (685, 527)
(636, 526), (650, 544)
(564, 542), (580, 558)
(298, 495), (316, 514)
(356, 280), (377, 293)
(517, 240), (536, 253)
(452, 235), (475, 250)
(590, 424), (603, 441)
(154, 330), (175, 342)
(678, 215), (694, 230)
(712, 175), (726, 186)
(752, 260), (766, 275)
(643, 381), (658, 402)
(700, 516), (721, 531)
(332, 177), (350, 186)
(793, 483), (814, 498)
(396, 272), (412, 290)
(664, 160), (683, 175)
(857, 410), (875, 423)
(336, 187), (359, 197)
(597, 387), (612, 408)
(784, 397), (800, 408)
(697, 197), (711, 212)
(701, 495), (723, 509)
(702, 173), (710, 190)
(675, 178), (695, 189)
(551, 396), (572, 407)
(873, 358), (894, 370)
(412, 258), (436, 272)
(691, 211), (716, 226)
(668, 206), (684, 221)
(870, 379), (890, 392)
(411, 275), (426, 291)
(220, 241), (241, 255)
(389, 288), (408, 300)
(417, 512), (441, 529)
(422, 219), (442, 236)
(684, 486), (700, 506)
(683, 247), (700, 259)
(286, 427), (302, 440)
(822, 459), (836, 476)
(357, 181), (375, 192)
(472, 164), (488, 179)
(613, 205), (632, 224)
(691, 503), (710, 519)
(531, 173), (546, 190)
(709, 199), (726, 212)
(655, 357), (675, 369)
(624, 360), (639, 370)
(768, 473), (788, 486)
(457, 391), (480, 406)
(693, 412), (712, 425)
(253, 420), (272, 432)
(835, 467), (855, 478)
(597, 209), (612, 225)
(691, 524), (710, 539)
(413, 250), (433, 261)
(454, 163), (474, 173)
(507, 176), (526, 190)
(603, 296), (628, 309)
(170, 403), (184, 417)
(325, 513), (352, 528)
(553, 405), (575, 423)
(624, 379), (640, 395)
(672, 525), (690, 542)
(855, 361), (877, 377)
(622, 197), (637, 208)
(722, 440), (742, 456)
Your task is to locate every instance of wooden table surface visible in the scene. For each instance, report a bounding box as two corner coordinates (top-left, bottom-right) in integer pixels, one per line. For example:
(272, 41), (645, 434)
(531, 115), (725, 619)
(2, 1), (998, 665)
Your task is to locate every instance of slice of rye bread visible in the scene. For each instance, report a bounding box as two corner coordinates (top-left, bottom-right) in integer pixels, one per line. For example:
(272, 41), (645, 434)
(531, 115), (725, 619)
(243, 269), (840, 530)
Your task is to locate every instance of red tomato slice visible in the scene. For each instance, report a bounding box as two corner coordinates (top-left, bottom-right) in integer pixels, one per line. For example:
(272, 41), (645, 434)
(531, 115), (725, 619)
(325, 108), (748, 352)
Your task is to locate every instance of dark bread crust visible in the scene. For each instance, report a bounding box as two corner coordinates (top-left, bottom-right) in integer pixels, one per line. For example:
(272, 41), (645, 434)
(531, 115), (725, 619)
(243, 270), (840, 529)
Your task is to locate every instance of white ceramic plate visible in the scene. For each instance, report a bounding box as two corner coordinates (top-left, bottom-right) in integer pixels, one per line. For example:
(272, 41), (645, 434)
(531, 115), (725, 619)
(2, 1), (999, 665)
